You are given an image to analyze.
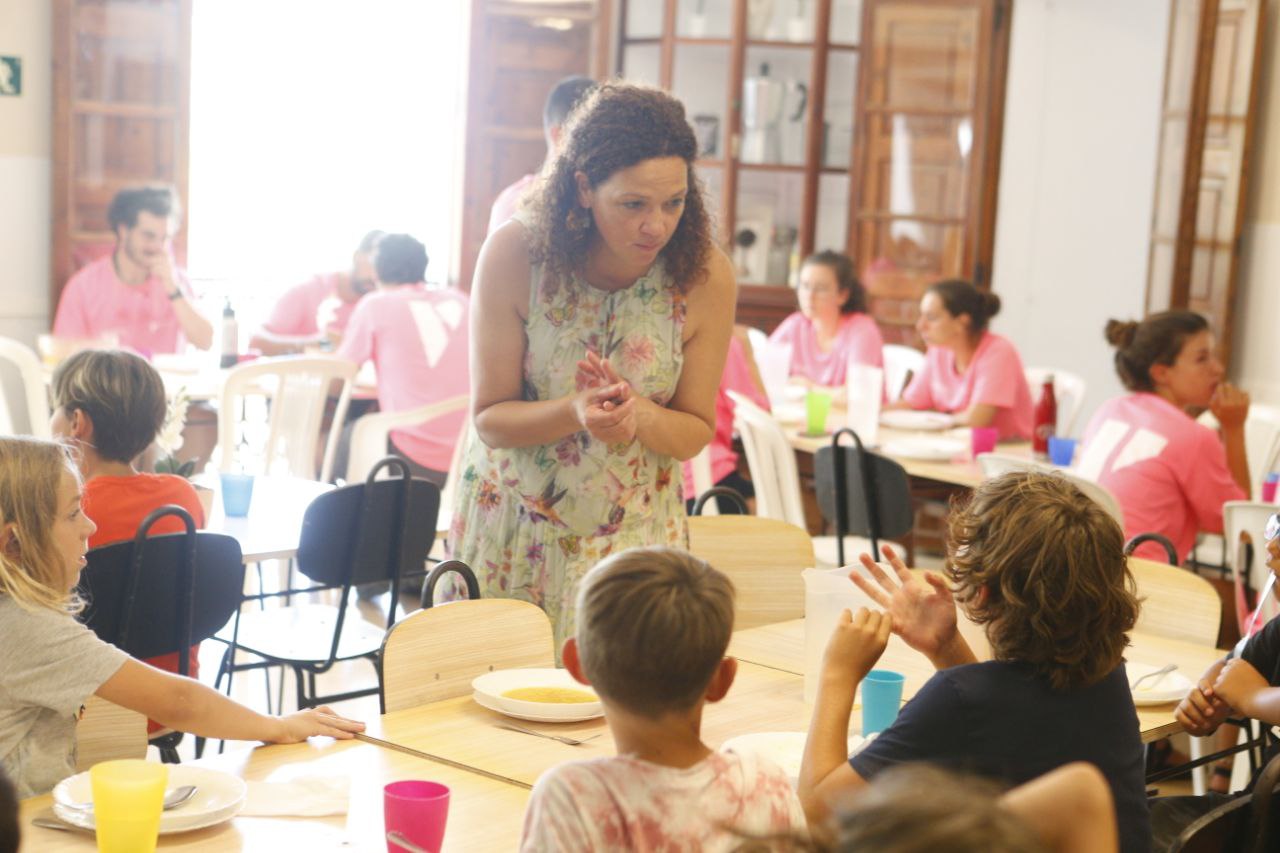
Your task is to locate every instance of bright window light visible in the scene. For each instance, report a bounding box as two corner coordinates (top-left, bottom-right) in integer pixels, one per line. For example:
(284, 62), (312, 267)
(188, 1), (467, 325)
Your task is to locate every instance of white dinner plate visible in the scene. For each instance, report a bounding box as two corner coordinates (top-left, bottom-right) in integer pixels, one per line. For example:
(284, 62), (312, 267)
(53, 765), (246, 833)
(879, 410), (954, 431)
(720, 731), (868, 788)
(1128, 662), (1194, 706)
(880, 436), (967, 462)
(472, 668), (604, 723)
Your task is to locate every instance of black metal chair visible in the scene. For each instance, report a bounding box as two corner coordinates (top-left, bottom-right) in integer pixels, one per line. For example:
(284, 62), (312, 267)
(76, 505), (245, 763)
(691, 486), (749, 516)
(1125, 531), (1181, 566)
(1172, 747), (1280, 852)
(420, 559), (480, 610)
(214, 456), (440, 711)
(814, 428), (914, 565)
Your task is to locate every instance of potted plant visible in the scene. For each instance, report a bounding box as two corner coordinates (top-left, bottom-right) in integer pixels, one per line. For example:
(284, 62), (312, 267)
(153, 388), (214, 523)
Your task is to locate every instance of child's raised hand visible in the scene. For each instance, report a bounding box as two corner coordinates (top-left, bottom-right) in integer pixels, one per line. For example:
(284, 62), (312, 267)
(851, 545), (957, 660)
(821, 607), (892, 688)
(1212, 658), (1268, 717)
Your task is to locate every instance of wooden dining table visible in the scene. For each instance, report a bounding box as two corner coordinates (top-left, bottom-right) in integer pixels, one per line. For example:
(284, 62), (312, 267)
(201, 474), (333, 564)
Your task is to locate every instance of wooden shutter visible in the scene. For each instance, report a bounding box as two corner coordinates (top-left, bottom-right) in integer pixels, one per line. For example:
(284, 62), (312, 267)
(850, 0), (1010, 345)
(51, 0), (192, 315)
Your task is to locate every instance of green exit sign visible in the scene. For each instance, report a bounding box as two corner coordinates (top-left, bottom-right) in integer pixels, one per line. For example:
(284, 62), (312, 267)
(0, 57), (21, 97)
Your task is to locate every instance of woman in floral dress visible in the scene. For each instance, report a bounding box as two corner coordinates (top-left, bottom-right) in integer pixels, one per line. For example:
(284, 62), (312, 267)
(452, 83), (736, 648)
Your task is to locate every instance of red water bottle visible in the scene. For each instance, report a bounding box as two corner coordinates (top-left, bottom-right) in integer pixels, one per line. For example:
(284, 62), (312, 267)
(1033, 376), (1057, 457)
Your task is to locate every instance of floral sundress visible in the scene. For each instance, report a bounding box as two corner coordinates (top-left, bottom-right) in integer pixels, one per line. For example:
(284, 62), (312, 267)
(450, 255), (689, 648)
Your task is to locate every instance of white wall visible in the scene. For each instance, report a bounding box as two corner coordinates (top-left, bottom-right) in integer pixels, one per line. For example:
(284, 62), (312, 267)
(991, 0), (1172, 431)
(0, 0), (51, 348)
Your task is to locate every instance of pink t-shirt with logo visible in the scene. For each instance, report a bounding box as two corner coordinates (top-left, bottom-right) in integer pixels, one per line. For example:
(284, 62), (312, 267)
(1079, 392), (1245, 562)
(682, 335), (769, 497)
(901, 332), (1033, 440)
(519, 750), (806, 853)
(768, 310), (885, 387)
(336, 285), (470, 472)
(488, 173), (538, 236)
(53, 255), (195, 355)
(262, 272), (358, 338)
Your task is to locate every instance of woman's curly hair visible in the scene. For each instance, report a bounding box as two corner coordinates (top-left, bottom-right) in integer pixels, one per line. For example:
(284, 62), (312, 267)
(946, 471), (1139, 692)
(523, 82), (712, 292)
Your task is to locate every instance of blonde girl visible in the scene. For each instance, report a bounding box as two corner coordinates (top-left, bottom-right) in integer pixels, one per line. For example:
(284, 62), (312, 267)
(0, 437), (363, 798)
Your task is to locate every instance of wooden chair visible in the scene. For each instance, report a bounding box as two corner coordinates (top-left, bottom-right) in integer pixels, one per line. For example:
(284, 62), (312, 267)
(686, 515), (815, 629)
(344, 393), (469, 484)
(218, 355), (357, 482)
(1129, 556), (1222, 646)
(0, 335), (50, 438)
(1171, 747), (1280, 852)
(75, 697), (147, 772)
(380, 598), (555, 713)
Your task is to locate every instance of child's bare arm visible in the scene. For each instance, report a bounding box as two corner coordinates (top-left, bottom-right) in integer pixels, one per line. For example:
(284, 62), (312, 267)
(1212, 658), (1280, 723)
(798, 608), (890, 824)
(999, 763), (1117, 853)
(851, 546), (978, 670)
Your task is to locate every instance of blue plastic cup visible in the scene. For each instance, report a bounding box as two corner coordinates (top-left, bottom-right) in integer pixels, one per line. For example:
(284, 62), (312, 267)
(1048, 436), (1078, 467)
(861, 670), (905, 736)
(219, 473), (255, 517)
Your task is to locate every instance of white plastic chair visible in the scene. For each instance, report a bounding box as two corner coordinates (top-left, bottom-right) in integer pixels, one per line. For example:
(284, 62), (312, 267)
(0, 336), (51, 437)
(728, 390), (870, 567)
(218, 356), (357, 482)
(977, 452), (1124, 527)
(1223, 501), (1280, 635)
(1190, 405), (1280, 567)
(1024, 367), (1088, 437)
(746, 326), (769, 358)
(882, 344), (925, 402)
(344, 393), (469, 484)
(685, 445), (718, 515)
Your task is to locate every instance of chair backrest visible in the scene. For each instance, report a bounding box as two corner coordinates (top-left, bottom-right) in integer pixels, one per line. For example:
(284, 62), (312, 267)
(687, 515), (814, 629)
(345, 393), (469, 483)
(380, 598), (555, 712)
(814, 438), (914, 558)
(78, 522), (245, 663)
(1024, 367), (1088, 437)
(882, 344), (924, 402)
(978, 452), (1124, 526)
(727, 391), (807, 527)
(297, 467), (440, 592)
(1171, 747), (1280, 852)
(75, 697), (147, 772)
(1224, 501), (1280, 633)
(1128, 556), (1222, 646)
(0, 335), (50, 437)
(1197, 405), (1280, 499)
(686, 445), (718, 515)
(745, 325), (768, 356)
(218, 356), (358, 481)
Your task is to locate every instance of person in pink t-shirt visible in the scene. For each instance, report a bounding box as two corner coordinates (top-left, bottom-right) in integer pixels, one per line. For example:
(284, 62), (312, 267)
(888, 279), (1033, 440)
(1079, 311), (1250, 565)
(487, 75), (596, 235)
(250, 230), (385, 355)
(53, 185), (214, 355)
(768, 250), (884, 388)
(520, 548), (807, 852)
(335, 233), (469, 485)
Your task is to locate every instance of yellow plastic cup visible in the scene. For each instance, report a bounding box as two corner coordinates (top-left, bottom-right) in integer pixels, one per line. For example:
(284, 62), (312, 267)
(90, 759), (168, 853)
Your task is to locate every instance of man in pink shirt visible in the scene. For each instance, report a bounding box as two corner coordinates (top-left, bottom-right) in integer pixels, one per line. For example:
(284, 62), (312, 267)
(249, 230), (385, 355)
(53, 185), (214, 354)
(336, 233), (469, 485)
(486, 76), (596, 236)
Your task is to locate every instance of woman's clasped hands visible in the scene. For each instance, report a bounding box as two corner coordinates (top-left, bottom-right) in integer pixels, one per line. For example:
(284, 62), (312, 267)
(573, 349), (637, 444)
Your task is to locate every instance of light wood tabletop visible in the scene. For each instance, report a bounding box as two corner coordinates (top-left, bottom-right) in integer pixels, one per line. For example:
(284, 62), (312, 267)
(18, 737), (527, 852)
(728, 618), (1226, 744)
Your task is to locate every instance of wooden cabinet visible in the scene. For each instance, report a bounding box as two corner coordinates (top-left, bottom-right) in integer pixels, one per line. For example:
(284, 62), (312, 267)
(1145, 0), (1265, 364)
(51, 0), (192, 315)
(613, 0), (1009, 337)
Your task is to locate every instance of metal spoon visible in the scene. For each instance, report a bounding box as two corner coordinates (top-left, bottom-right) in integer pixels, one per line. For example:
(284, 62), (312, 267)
(65, 784), (198, 812)
(1130, 664), (1177, 691)
(387, 831), (430, 852)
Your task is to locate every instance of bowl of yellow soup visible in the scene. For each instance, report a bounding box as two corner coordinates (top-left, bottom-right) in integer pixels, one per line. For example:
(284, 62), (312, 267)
(471, 668), (604, 722)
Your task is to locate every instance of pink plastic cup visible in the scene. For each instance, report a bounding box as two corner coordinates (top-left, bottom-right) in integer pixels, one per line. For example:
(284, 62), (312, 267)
(970, 427), (999, 458)
(385, 780), (450, 852)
